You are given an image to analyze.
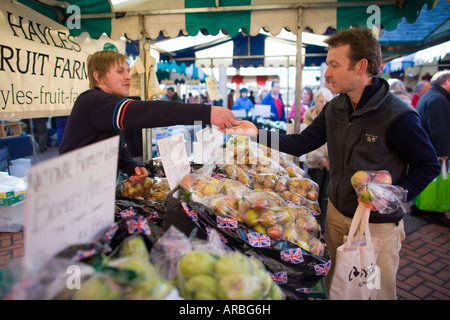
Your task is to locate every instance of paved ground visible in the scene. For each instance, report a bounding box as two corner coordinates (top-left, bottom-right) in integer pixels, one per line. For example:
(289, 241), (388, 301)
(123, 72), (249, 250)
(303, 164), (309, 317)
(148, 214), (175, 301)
(1, 147), (449, 299)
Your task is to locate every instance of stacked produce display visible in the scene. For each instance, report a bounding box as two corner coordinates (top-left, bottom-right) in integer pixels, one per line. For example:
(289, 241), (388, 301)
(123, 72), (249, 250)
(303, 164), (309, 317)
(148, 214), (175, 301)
(1, 136), (330, 300)
(176, 137), (331, 296)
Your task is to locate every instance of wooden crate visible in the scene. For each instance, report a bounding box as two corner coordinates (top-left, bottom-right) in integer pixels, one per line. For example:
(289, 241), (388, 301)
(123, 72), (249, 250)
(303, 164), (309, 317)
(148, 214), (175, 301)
(0, 122), (22, 138)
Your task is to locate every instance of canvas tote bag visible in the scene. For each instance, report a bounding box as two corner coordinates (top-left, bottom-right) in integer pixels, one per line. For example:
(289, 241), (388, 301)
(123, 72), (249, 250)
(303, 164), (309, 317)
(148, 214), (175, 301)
(329, 202), (384, 300)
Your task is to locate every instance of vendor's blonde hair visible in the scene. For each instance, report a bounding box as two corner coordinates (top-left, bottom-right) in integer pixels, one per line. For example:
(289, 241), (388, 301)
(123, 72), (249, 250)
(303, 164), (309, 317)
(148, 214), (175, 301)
(87, 50), (129, 89)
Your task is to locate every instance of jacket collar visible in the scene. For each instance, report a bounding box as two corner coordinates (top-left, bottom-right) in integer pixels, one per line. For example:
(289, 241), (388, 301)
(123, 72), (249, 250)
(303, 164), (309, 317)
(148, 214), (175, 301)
(334, 77), (390, 116)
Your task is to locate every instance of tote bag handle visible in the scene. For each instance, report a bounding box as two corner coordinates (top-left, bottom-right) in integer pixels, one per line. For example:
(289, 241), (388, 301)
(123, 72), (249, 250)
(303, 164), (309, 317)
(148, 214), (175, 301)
(344, 201), (372, 251)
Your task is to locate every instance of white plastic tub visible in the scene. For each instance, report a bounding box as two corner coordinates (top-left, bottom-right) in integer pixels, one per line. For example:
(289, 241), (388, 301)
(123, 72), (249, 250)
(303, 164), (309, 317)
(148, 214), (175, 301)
(9, 158), (31, 178)
(0, 200), (24, 232)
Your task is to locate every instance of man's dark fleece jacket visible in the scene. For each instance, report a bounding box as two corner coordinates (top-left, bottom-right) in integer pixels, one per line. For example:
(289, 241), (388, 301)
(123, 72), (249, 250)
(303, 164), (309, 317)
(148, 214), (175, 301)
(59, 88), (211, 176)
(256, 77), (440, 224)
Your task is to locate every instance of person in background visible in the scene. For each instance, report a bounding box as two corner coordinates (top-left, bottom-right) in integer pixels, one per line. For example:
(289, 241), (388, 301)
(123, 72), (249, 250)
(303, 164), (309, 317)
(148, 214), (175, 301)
(392, 90), (412, 107)
(411, 80), (431, 109)
(224, 28), (440, 299)
(162, 87), (182, 102)
(60, 50), (236, 183)
(227, 89), (235, 110)
(188, 92), (195, 103)
(389, 79), (406, 92)
(261, 81), (286, 122)
(232, 88), (254, 118)
(249, 90), (256, 105)
(289, 86), (313, 122)
(303, 87), (334, 228)
(416, 70), (450, 165)
(33, 117), (49, 153)
(415, 70), (450, 226)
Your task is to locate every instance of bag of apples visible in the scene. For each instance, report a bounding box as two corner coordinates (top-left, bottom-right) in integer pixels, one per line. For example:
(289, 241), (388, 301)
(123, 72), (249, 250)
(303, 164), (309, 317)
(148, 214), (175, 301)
(151, 225), (284, 300)
(350, 170), (408, 214)
(178, 168), (331, 298)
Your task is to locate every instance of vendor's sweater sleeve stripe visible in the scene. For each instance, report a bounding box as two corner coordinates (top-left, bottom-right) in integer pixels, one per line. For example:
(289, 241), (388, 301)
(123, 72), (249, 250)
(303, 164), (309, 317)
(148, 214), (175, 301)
(113, 98), (134, 130)
(119, 100), (134, 130)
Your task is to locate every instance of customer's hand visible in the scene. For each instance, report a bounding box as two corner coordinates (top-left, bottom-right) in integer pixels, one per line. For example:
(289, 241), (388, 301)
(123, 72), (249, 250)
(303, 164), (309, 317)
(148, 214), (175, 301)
(219, 120), (259, 137)
(211, 106), (236, 129)
(129, 166), (149, 183)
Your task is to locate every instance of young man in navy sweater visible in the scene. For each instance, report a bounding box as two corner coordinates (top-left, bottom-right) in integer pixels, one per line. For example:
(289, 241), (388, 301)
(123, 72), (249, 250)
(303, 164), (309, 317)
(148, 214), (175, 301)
(60, 50), (236, 182)
(225, 28), (440, 299)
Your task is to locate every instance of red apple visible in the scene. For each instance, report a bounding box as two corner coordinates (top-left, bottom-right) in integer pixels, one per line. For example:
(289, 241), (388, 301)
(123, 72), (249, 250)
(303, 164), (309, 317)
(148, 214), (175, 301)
(371, 171), (392, 185)
(266, 225), (284, 240)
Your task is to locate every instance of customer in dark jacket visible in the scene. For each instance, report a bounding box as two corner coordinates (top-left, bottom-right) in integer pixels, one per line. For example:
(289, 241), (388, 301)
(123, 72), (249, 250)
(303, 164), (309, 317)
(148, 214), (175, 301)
(416, 70), (450, 162)
(60, 50), (236, 182)
(223, 28), (440, 300)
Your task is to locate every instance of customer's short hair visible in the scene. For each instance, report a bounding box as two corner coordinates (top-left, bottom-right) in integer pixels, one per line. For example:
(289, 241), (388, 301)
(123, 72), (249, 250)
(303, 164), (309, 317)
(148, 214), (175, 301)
(87, 50), (129, 89)
(325, 28), (381, 76)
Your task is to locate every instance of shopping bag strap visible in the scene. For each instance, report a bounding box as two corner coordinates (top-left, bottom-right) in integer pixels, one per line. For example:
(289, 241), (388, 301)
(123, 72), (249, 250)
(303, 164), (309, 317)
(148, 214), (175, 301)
(442, 160), (447, 180)
(345, 201), (372, 250)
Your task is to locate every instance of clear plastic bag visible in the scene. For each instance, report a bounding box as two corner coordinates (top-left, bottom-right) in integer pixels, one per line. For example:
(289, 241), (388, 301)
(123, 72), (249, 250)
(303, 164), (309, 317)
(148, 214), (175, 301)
(351, 170), (408, 214)
(151, 226), (284, 300)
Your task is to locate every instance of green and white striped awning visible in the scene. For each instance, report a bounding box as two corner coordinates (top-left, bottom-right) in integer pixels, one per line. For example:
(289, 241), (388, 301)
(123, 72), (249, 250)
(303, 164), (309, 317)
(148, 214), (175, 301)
(17, 0), (437, 40)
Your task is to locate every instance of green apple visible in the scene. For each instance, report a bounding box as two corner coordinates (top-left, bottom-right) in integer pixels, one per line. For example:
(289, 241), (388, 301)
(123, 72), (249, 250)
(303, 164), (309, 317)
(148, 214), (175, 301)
(74, 275), (122, 300)
(269, 282), (284, 300)
(119, 236), (150, 260)
(183, 274), (219, 300)
(217, 272), (262, 300)
(178, 251), (216, 279)
(215, 253), (252, 279)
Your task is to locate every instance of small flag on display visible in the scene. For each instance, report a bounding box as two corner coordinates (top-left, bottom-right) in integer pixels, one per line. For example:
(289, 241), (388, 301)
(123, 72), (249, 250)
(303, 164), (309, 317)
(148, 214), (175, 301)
(126, 216), (151, 235)
(280, 248), (304, 264)
(104, 223), (119, 241)
(314, 260), (331, 276)
(269, 271), (288, 284)
(247, 232), (271, 248)
(181, 202), (198, 222)
(216, 216), (238, 229)
(120, 207), (136, 219)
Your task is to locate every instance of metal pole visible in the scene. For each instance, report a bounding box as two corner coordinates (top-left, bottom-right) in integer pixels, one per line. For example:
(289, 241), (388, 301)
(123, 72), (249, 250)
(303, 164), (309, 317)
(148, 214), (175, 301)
(293, 6), (303, 166)
(138, 15), (151, 164)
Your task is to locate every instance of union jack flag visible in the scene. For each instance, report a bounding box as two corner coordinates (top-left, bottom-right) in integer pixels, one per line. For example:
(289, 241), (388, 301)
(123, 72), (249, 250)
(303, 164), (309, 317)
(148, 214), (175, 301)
(216, 216), (238, 229)
(308, 207), (320, 217)
(74, 249), (97, 261)
(211, 172), (227, 180)
(296, 288), (311, 294)
(126, 216), (151, 235)
(247, 232), (271, 248)
(104, 223), (118, 240)
(269, 271), (288, 284)
(181, 202), (198, 222)
(148, 211), (159, 219)
(120, 207), (136, 219)
(280, 248), (304, 264)
(314, 260), (331, 276)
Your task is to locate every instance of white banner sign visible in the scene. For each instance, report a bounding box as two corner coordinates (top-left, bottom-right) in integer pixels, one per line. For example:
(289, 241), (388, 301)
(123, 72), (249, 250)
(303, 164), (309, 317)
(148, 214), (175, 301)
(0, 1), (125, 119)
(24, 136), (119, 272)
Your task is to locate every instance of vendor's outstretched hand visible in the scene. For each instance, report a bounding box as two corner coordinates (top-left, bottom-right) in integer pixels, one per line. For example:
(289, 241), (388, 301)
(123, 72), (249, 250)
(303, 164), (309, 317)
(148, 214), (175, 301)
(129, 166), (149, 183)
(210, 106), (236, 129)
(219, 120), (259, 137)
